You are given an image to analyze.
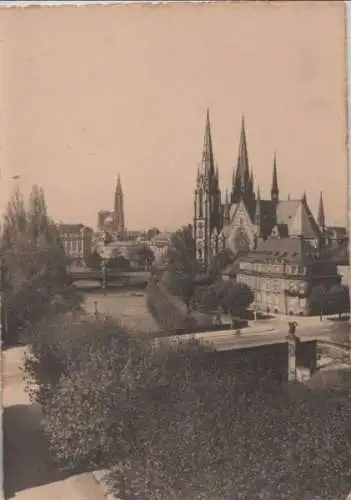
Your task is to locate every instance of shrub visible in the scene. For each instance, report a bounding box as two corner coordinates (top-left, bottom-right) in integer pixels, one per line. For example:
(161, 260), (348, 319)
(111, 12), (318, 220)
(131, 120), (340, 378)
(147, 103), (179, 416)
(145, 280), (210, 333)
(24, 314), (350, 500)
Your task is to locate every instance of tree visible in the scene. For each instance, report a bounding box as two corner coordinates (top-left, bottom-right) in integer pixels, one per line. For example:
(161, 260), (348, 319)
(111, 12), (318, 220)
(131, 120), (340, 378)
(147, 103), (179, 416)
(145, 227), (160, 240)
(166, 226), (200, 312)
(309, 284), (328, 320)
(1, 186), (83, 345)
(107, 255), (132, 271)
(208, 248), (236, 281)
(326, 284), (350, 319)
(131, 245), (155, 269)
(85, 250), (102, 270)
(223, 282), (254, 322)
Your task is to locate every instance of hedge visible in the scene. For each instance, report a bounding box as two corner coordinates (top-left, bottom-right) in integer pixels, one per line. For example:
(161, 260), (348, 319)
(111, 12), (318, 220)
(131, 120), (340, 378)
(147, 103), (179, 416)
(145, 280), (212, 334)
(24, 315), (350, 500)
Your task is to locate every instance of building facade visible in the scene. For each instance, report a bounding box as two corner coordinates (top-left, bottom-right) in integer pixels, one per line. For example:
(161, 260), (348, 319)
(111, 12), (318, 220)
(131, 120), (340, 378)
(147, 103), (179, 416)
(236, 237), (341, 316)
(193, 110), (332, 269)
(97, 174), (125, 235)
(57, 223), (93, 266)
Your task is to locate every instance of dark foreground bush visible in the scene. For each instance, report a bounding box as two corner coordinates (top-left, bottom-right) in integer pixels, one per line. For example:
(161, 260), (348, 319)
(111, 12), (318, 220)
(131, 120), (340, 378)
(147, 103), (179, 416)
(24, 315), (351, 500)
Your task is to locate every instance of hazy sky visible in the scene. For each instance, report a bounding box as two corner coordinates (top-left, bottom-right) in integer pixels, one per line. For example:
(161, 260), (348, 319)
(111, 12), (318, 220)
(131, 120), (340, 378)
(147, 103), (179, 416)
(0, 1), (348, 231)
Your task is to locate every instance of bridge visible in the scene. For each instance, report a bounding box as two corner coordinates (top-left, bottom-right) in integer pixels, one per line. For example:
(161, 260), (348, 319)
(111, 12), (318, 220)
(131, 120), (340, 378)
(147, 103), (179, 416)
(156, 320), (350, 383)
(68, 268), (151, 287)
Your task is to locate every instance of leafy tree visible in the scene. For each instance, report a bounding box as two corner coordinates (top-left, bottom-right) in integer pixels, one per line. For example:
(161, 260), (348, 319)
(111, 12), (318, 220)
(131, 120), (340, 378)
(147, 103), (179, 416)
(85, 250), (102, 270)
(106, 255), (131, 271)
(166, 226), (200, 312)
(24, 315), (350, 500)
(326, 284), (350, 319)
(131, 244), (155, 269)
(145, 227), (160, 240)
(309, 284), (328, 320)
(208, 248), (236, 281)
(223, 281), (254, 322)
(1, 186), (83, 345)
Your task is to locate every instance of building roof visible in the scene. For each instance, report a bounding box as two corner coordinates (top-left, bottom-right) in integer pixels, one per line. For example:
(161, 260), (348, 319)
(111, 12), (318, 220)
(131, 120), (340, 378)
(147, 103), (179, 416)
(58, 223), (85, 234)
(239, 236), (322, 265)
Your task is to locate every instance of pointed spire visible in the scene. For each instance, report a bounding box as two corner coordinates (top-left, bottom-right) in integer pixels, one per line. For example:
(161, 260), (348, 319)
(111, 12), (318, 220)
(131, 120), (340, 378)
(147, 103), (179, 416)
(223, 189), (230, 222)
(201, 108), (215, 179)
(255, 186), (261, 236)
(237, 116), (249, 190)
(302, 191), (307, 203)
(317, 191), (326, 230)
(116, 173), (122, 192)
(271, 153), (279, 201)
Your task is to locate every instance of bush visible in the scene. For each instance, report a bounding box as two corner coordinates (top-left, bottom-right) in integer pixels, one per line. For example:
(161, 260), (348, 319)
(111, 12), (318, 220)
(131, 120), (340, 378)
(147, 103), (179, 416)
(145, 280), (211, 333)
(24, 314), (350, 500)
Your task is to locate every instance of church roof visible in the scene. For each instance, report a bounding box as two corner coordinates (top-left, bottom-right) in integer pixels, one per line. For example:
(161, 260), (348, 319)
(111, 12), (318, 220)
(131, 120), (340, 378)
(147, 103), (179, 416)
(239, 236), (321, 264)
(254, 198), (321, 240)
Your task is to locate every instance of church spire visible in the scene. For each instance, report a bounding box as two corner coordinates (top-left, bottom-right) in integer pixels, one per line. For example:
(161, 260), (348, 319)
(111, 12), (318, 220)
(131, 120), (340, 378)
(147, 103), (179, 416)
(255, 186), (262, 238)
(201, 108), (215, 180)
(223, 189), (230, 223)
(317, 191), (326, 231)
(237, 116), (249, 190)
(231, 116), (250, 204)
(271, 153), (279, 201)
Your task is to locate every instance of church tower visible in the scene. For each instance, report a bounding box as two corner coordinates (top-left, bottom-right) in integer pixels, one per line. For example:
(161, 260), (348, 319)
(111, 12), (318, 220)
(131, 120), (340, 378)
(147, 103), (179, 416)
(114, 174), (125, 235)
(271, 153), (279, 202)
(193, 109), (221, 268)
(231, 117), (255, 217)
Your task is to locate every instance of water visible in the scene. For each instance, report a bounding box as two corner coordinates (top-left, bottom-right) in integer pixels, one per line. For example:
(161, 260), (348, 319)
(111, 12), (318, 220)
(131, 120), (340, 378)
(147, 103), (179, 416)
(82, 288), (159, 334)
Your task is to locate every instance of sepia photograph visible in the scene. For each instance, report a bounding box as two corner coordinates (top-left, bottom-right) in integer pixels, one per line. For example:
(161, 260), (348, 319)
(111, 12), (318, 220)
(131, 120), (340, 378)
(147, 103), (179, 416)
(1, 1), (350, 499)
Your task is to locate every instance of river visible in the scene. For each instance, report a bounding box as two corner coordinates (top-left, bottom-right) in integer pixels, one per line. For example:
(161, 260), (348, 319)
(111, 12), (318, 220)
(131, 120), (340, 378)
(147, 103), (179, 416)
(81, 286), (159, 334)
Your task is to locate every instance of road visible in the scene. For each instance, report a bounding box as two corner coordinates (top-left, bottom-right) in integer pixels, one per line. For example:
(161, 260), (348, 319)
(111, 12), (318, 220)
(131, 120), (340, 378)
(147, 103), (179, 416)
(2, 346), (105, 500)
(161, 317), (350, 352)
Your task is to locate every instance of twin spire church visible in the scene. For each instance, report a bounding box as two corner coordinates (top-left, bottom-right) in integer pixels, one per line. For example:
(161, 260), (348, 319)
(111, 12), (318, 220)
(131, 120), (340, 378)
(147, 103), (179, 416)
(193, 110), (325, 268)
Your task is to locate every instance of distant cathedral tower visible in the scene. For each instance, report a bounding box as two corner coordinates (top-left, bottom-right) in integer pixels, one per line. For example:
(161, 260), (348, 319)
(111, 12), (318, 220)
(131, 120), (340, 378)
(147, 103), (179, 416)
(114, 174), (125, 234)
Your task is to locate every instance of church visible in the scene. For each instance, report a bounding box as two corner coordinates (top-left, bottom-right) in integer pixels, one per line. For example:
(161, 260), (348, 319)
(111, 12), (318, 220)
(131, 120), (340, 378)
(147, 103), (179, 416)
(193, 110), (327, 269)
(97, 174), (125, 235)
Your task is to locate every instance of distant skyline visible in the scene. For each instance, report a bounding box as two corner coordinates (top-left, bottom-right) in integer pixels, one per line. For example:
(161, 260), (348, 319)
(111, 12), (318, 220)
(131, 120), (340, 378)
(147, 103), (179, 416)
(0, 2), (348, 231)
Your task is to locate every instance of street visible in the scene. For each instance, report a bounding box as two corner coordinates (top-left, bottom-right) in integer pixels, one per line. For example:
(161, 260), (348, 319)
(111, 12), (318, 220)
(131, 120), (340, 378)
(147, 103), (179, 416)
(2, 346), (105, 500)
(164, 315), (350, 352)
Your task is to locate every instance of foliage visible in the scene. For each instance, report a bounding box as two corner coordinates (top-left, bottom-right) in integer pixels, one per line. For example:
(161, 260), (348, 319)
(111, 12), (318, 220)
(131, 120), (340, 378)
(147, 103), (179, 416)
(145, 227), (160, 240)
(166, 226), (200, 308)
(326, 284), (350, 318)
(85, 250), (102, 270)
(195, 280), (253, 320)
(129, 244), (155, 269)
(223, 281), (254, 317)
(309, 284), (329, 317)
(24, 313), (351, 500)
(145, 280), (199, 332)
(1, 186), (83, 345)
(106, 255), (132, 271)
(207, 248), (236, 281)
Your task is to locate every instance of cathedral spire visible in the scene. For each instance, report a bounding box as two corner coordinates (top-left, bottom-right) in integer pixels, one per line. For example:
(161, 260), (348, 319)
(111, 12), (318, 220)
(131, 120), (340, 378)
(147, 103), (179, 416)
(317, 191), (326, 230)
(114, 174), (125, 234)
(271, 153), (279, 201)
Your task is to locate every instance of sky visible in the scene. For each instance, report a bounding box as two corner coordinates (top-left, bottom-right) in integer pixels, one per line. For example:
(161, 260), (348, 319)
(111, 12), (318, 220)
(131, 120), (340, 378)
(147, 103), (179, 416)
(0, 1), (348, 231)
